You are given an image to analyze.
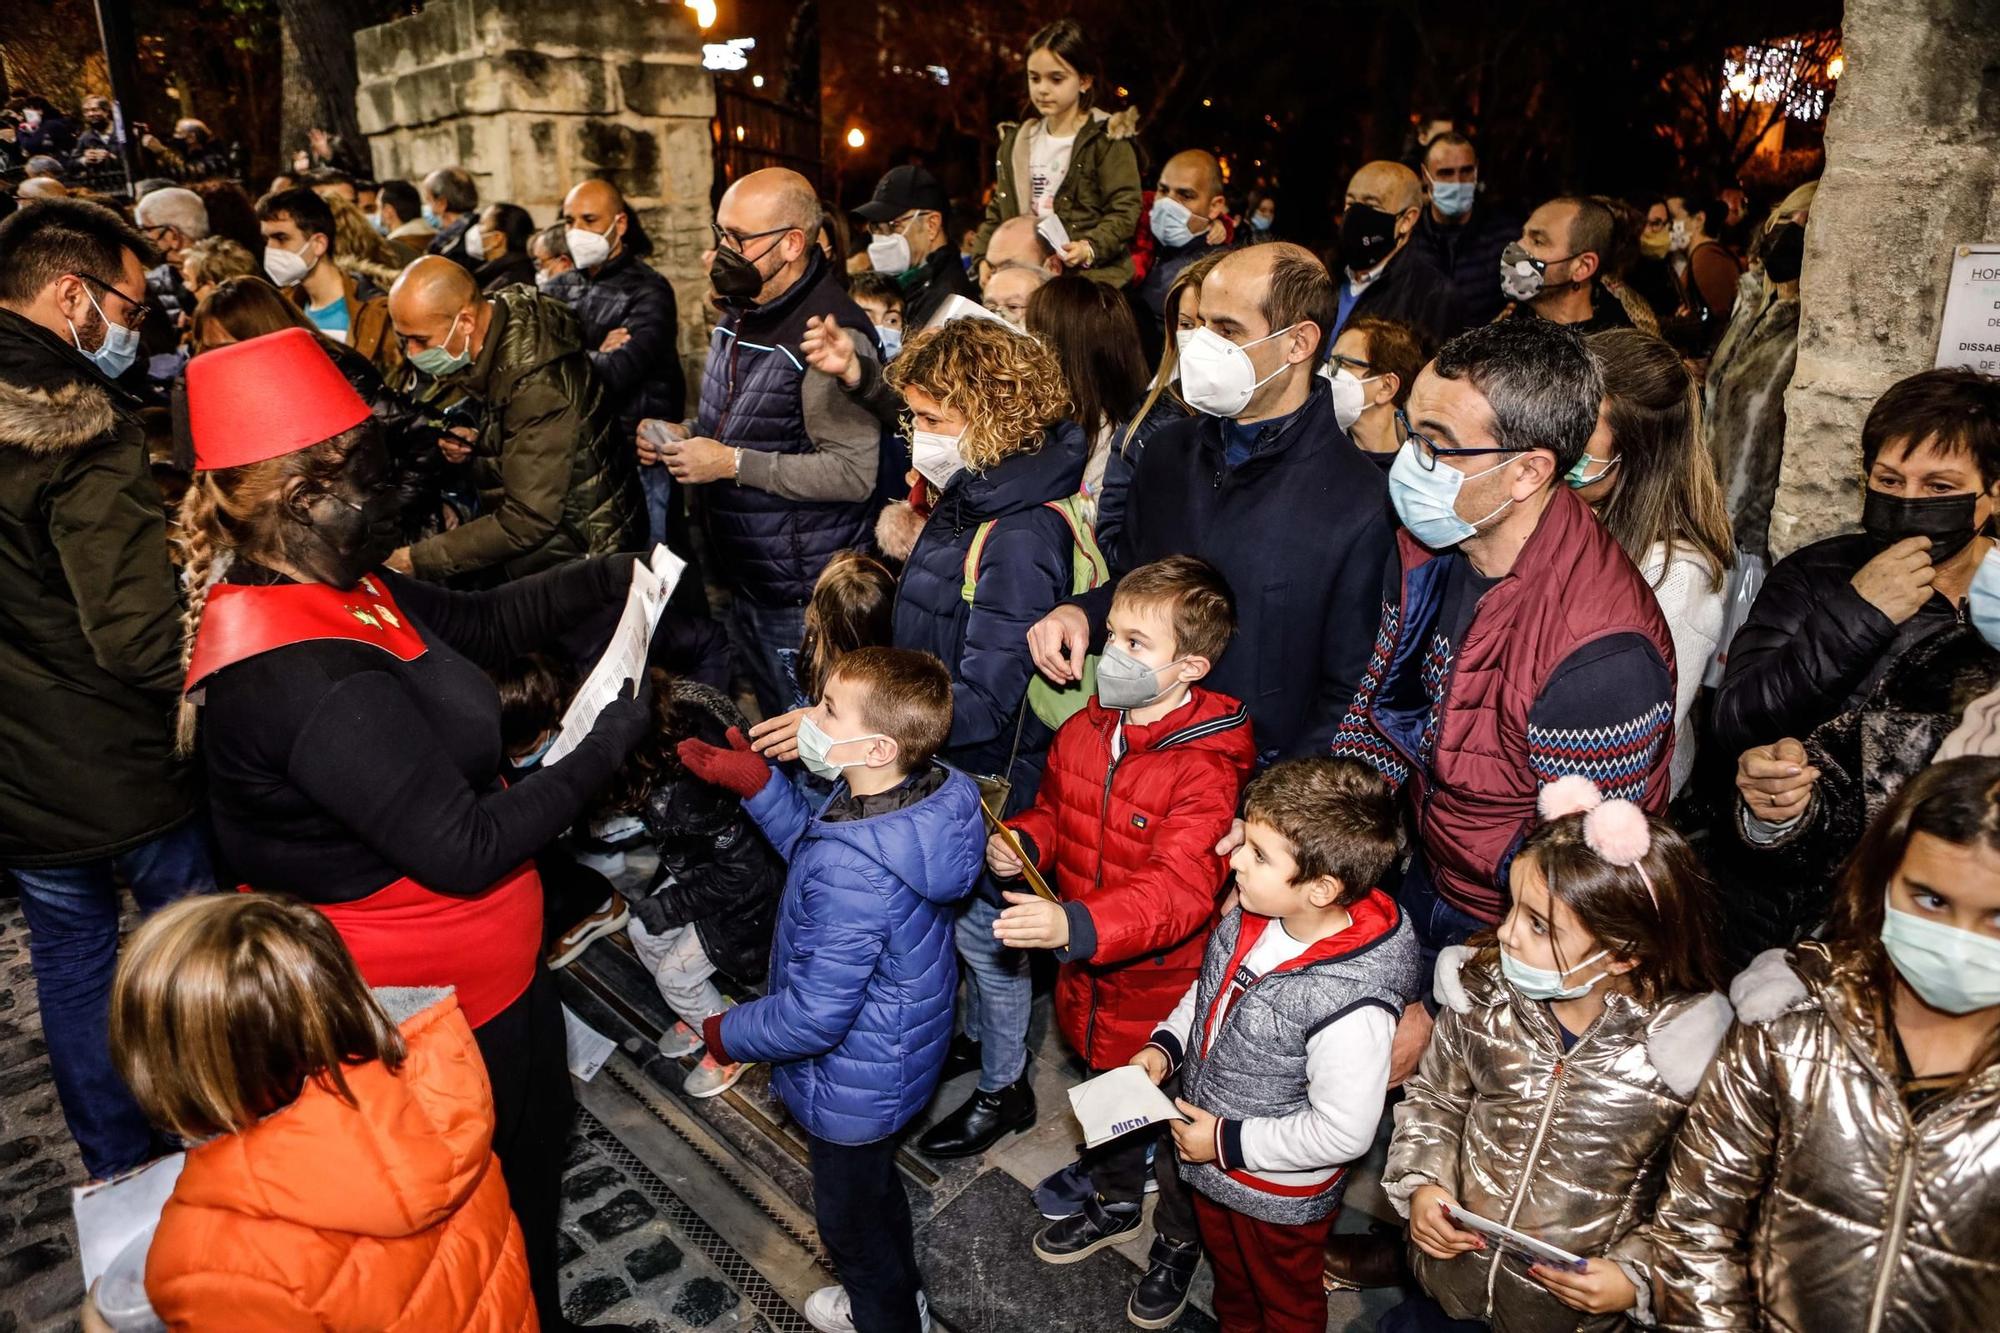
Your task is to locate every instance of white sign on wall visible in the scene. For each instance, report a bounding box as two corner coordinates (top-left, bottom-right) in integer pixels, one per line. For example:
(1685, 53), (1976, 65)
(1936, 243), (2000, 375)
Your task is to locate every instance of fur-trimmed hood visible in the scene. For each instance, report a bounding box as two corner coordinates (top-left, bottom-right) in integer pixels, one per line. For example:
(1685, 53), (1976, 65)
(0, 307), (126, 455)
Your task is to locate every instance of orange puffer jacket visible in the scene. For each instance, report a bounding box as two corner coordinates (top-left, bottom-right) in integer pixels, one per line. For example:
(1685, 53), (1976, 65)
(145, 988), (536, 1333)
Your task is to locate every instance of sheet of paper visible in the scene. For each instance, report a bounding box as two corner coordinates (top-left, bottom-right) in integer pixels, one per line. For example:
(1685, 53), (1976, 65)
(1442, 1203), (1588, 1272)
(74, 1151), (185, 1289)
(1036, 212), (1071, 254)
(563, 1004), (619, 1082)
(923, 293), (1015, 332)
(543, 545), (684, 766)
(1066, 1065), (1189, 1149)
(978, 799), (1058, 903)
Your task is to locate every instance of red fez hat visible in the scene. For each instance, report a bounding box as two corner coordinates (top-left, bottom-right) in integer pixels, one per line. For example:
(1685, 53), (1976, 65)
(186, 328), (373, 471)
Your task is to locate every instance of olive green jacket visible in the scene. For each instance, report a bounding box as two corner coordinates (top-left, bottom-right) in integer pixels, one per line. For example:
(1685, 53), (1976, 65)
(408, 287), (643, 582)
(0, 309), (196, 865)
(974, 107), (1142, 287)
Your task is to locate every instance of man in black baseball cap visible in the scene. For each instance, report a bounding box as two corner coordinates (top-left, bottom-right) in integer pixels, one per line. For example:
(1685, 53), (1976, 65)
(853, 164), (975, 328)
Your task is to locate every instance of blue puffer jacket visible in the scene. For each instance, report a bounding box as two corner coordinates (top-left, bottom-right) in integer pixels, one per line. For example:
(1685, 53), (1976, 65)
(892, 421), (1088, 782)
(715, 764), (984, 1144)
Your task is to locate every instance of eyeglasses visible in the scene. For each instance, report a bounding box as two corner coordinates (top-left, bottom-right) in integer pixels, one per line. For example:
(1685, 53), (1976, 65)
(1328, 353), (1373, 376)
(73, 273), (155, 331)
(866, 211), (922, 238)
(1394, 409), (1525, 472)
(710, 222), (795, 254)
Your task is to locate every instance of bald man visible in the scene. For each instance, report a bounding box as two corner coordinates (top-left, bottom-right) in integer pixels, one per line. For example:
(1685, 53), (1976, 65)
(385, 255), (641, 582)
(979, 215), (1060, 289)
(638, 166), (884, 715)
(16, 177), (68, 201)
(1029, 243), (1395, 760)
(1335, 160), (1462, 345)
(1132, 148), (1230, 356)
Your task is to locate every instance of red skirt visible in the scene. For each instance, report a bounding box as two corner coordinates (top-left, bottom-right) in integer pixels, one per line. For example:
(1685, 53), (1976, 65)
(253, 862), (544, 1028)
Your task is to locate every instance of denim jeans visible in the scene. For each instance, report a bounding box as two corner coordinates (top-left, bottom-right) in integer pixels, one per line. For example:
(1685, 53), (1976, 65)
(725, 595), (808, 721)
(8, 820), (216, 1179)
(954, 895), (1030, 1090)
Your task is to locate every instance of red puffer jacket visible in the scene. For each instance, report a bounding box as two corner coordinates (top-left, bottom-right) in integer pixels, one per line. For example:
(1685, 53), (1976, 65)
(1009, 688), (1256, 1068)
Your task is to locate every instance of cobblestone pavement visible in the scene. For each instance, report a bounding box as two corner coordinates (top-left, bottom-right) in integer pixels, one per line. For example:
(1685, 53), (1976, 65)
(0, 890), (755, 1333)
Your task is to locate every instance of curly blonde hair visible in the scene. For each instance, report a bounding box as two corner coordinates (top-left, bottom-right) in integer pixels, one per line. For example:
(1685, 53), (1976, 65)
(885, 318), (1071, 473)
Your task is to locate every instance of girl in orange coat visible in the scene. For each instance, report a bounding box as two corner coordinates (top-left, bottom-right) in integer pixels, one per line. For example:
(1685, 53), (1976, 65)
(104, 893), (536, 1332)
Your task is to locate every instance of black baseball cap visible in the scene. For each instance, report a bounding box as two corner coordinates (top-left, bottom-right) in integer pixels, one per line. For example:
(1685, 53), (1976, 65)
(852, 165), (950, 223)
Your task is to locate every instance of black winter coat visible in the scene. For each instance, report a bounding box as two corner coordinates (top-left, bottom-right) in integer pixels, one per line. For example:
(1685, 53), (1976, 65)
(1077, 378), (1395, 764)
(566, 251), (687, 435)
(626, 680), (785, 981)
(892, 421), (1088, 781)
(1345, 247), (1464, 347)
(1711, 532), (1962, 757)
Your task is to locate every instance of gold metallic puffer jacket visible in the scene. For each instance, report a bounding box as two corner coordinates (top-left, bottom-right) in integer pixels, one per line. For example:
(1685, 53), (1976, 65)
(1385, 946), (1733, 1332)
(1648, 943), (2000, 1332)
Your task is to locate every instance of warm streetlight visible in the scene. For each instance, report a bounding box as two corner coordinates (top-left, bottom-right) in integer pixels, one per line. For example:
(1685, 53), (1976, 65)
(1202, 98), (1212, 107)
(752, 74), (764, 88)
(684, 0), (716, 30)
(735, 125), (746, 141)
(1828, 53), (1846, 78)
(846, 127), (867, 149)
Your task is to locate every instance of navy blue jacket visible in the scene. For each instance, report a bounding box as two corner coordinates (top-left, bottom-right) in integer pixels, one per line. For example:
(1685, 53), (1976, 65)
(568, 250), (687, 436)
(893, 422), (1088, 780)
(716, 764), (983, 1144)
(697, 255), (879, 606)
(1409, 203), (1523, 332)
(1077, 379), (1394, 765)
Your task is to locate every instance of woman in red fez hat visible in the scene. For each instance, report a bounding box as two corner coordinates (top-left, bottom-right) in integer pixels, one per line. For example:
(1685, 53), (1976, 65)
(174, 327), (651, 1333)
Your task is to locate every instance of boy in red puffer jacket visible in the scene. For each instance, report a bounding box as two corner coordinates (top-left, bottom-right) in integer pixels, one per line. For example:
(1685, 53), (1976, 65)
(988, 555), (1253, 1326)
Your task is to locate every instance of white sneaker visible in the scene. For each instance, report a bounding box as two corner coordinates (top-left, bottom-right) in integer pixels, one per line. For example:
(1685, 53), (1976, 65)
(683, 1050), (749, 1099)
(657, 1020), (704, 1060)
(802, 1285), (929, 1333)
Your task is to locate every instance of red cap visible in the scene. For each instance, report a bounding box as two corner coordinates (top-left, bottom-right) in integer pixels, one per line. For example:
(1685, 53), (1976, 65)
(186, 328), (372, 471)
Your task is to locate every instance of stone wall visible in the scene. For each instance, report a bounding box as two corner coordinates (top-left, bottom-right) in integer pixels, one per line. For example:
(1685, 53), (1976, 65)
(1769, 0), (2000, 556)
(353, 0), (715, 397)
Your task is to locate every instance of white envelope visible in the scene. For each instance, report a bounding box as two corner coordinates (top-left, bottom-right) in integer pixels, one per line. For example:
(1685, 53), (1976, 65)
(1036, 212), (1071, 253)
(1066, 1065), (1189, 1149)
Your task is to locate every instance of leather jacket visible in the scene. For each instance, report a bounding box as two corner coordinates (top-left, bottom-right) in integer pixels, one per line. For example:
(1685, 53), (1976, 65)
(1386, 947), (1733, 1331)
(1648, 943), (2000, 1332)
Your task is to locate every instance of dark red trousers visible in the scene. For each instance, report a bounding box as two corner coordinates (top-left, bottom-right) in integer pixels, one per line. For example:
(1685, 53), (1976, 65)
(1193, 1192), (1335, 1333)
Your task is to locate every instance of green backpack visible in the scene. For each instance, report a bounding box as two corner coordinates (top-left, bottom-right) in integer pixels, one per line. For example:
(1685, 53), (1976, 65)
(960, 492), (1110, 730)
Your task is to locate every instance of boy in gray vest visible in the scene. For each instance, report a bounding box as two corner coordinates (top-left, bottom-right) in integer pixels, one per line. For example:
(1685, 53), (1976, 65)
(1132, 757), (1423, 1331)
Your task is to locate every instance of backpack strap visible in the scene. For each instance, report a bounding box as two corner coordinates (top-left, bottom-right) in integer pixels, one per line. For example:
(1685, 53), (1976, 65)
(960, 497), (1109, 606)
(961, 518), (1001, 605)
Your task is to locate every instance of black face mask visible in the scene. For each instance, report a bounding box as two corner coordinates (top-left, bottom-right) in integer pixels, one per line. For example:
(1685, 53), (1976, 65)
(1340, 204), (1401, 271)
(281, 435), (405, 588)
(1861, 488), (1981, 563)
(710, 234), (785, 307)
(1762, 221), (1805, 284)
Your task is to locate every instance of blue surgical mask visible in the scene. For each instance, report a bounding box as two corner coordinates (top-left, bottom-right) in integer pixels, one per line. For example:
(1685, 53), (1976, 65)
(875, 323), (902, 362)
(1969, 546), (2000, 652)
(68, 289), (141, 380)
(408, 309), (472, 378)
(1882, 892), (2000, 1014)
(1431, 180), (1477, 218)
(795, 715), (889, 781)
(509, 731), (556, 770)
(1500, 944), (1611, 1002)
(1150, 195), (1198, 249)
(421, 206), (442, 230)
(1250, 213), (1273, 233)
(1387, 440), (1519, 549)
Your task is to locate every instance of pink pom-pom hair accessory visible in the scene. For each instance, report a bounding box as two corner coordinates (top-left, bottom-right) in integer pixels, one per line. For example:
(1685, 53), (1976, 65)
(1539, 775), (1658, 911)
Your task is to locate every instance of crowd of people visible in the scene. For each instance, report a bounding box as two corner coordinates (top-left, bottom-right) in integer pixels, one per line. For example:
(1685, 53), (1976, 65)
(2, 19), (1998, 1333)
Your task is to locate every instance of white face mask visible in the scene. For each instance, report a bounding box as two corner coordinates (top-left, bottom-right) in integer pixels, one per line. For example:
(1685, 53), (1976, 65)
(869, 231), (913, 275)
(911, 428), (966, 489)
(1173, 327), (1196, 355)
(463, 223), (485, 263)
(1326, 365), (1382, 431)
(566, 221), (614, 270)
(1500, 944), (1612, 1002)
(1177, 324), (1299, 418)
(263, 238), (315, 288)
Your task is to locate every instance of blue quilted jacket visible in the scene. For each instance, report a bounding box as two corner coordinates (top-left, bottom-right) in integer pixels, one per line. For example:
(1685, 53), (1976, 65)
(716, 763), (984, 1144)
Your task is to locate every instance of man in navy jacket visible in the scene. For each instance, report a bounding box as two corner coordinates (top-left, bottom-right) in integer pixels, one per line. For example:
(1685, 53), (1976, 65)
(1029, 243), (1395, 766)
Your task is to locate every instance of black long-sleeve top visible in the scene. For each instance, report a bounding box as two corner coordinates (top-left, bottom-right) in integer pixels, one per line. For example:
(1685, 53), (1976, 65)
(202, 557), (633, 901)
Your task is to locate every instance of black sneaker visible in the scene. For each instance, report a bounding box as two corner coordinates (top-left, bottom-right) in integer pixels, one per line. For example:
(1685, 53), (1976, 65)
(1127, 1235), (1200, 1328)
(1032, 1195), (1142, 1265)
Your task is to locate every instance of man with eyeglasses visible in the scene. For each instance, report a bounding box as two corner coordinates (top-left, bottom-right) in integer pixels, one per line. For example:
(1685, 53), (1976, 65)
(0, 198), (215, 1182)
(1498, 195), (1632, 335)
(638, 167), (886, 717)
(1331, 316), (1674, 1068)
(852, 164), (977, 330)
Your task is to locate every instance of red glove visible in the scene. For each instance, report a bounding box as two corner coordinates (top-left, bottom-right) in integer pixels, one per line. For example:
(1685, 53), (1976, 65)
(676, 727), (773, 799)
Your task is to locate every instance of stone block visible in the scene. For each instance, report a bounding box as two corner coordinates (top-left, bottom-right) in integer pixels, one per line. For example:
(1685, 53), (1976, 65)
(562, 1273), (631, 1325)
(577, 1188), (656, 1241)
(455, 52), (616, 118)
(573, 122), (664, 200)
(480, 0), (688, 56)
(617, 60), (713, 120)
(624, 1235), (684, 1283)
(669, 1276), (740, 1327)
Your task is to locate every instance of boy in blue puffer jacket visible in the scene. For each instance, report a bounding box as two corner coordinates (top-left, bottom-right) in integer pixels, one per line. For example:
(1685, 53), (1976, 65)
(678, 646), (983, 1333)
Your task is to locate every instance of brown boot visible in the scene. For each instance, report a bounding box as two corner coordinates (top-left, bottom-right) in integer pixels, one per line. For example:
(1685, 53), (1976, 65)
(1322, 1229), (1408, 1291)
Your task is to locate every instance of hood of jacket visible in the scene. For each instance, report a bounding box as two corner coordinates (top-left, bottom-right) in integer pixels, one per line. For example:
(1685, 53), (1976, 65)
(0, 306), (128, 454)
(811, 763), (985, 906)
(466, 283), (585, 387)
(166, 988), (494, 1240)
(942, 418), (1088, 525)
